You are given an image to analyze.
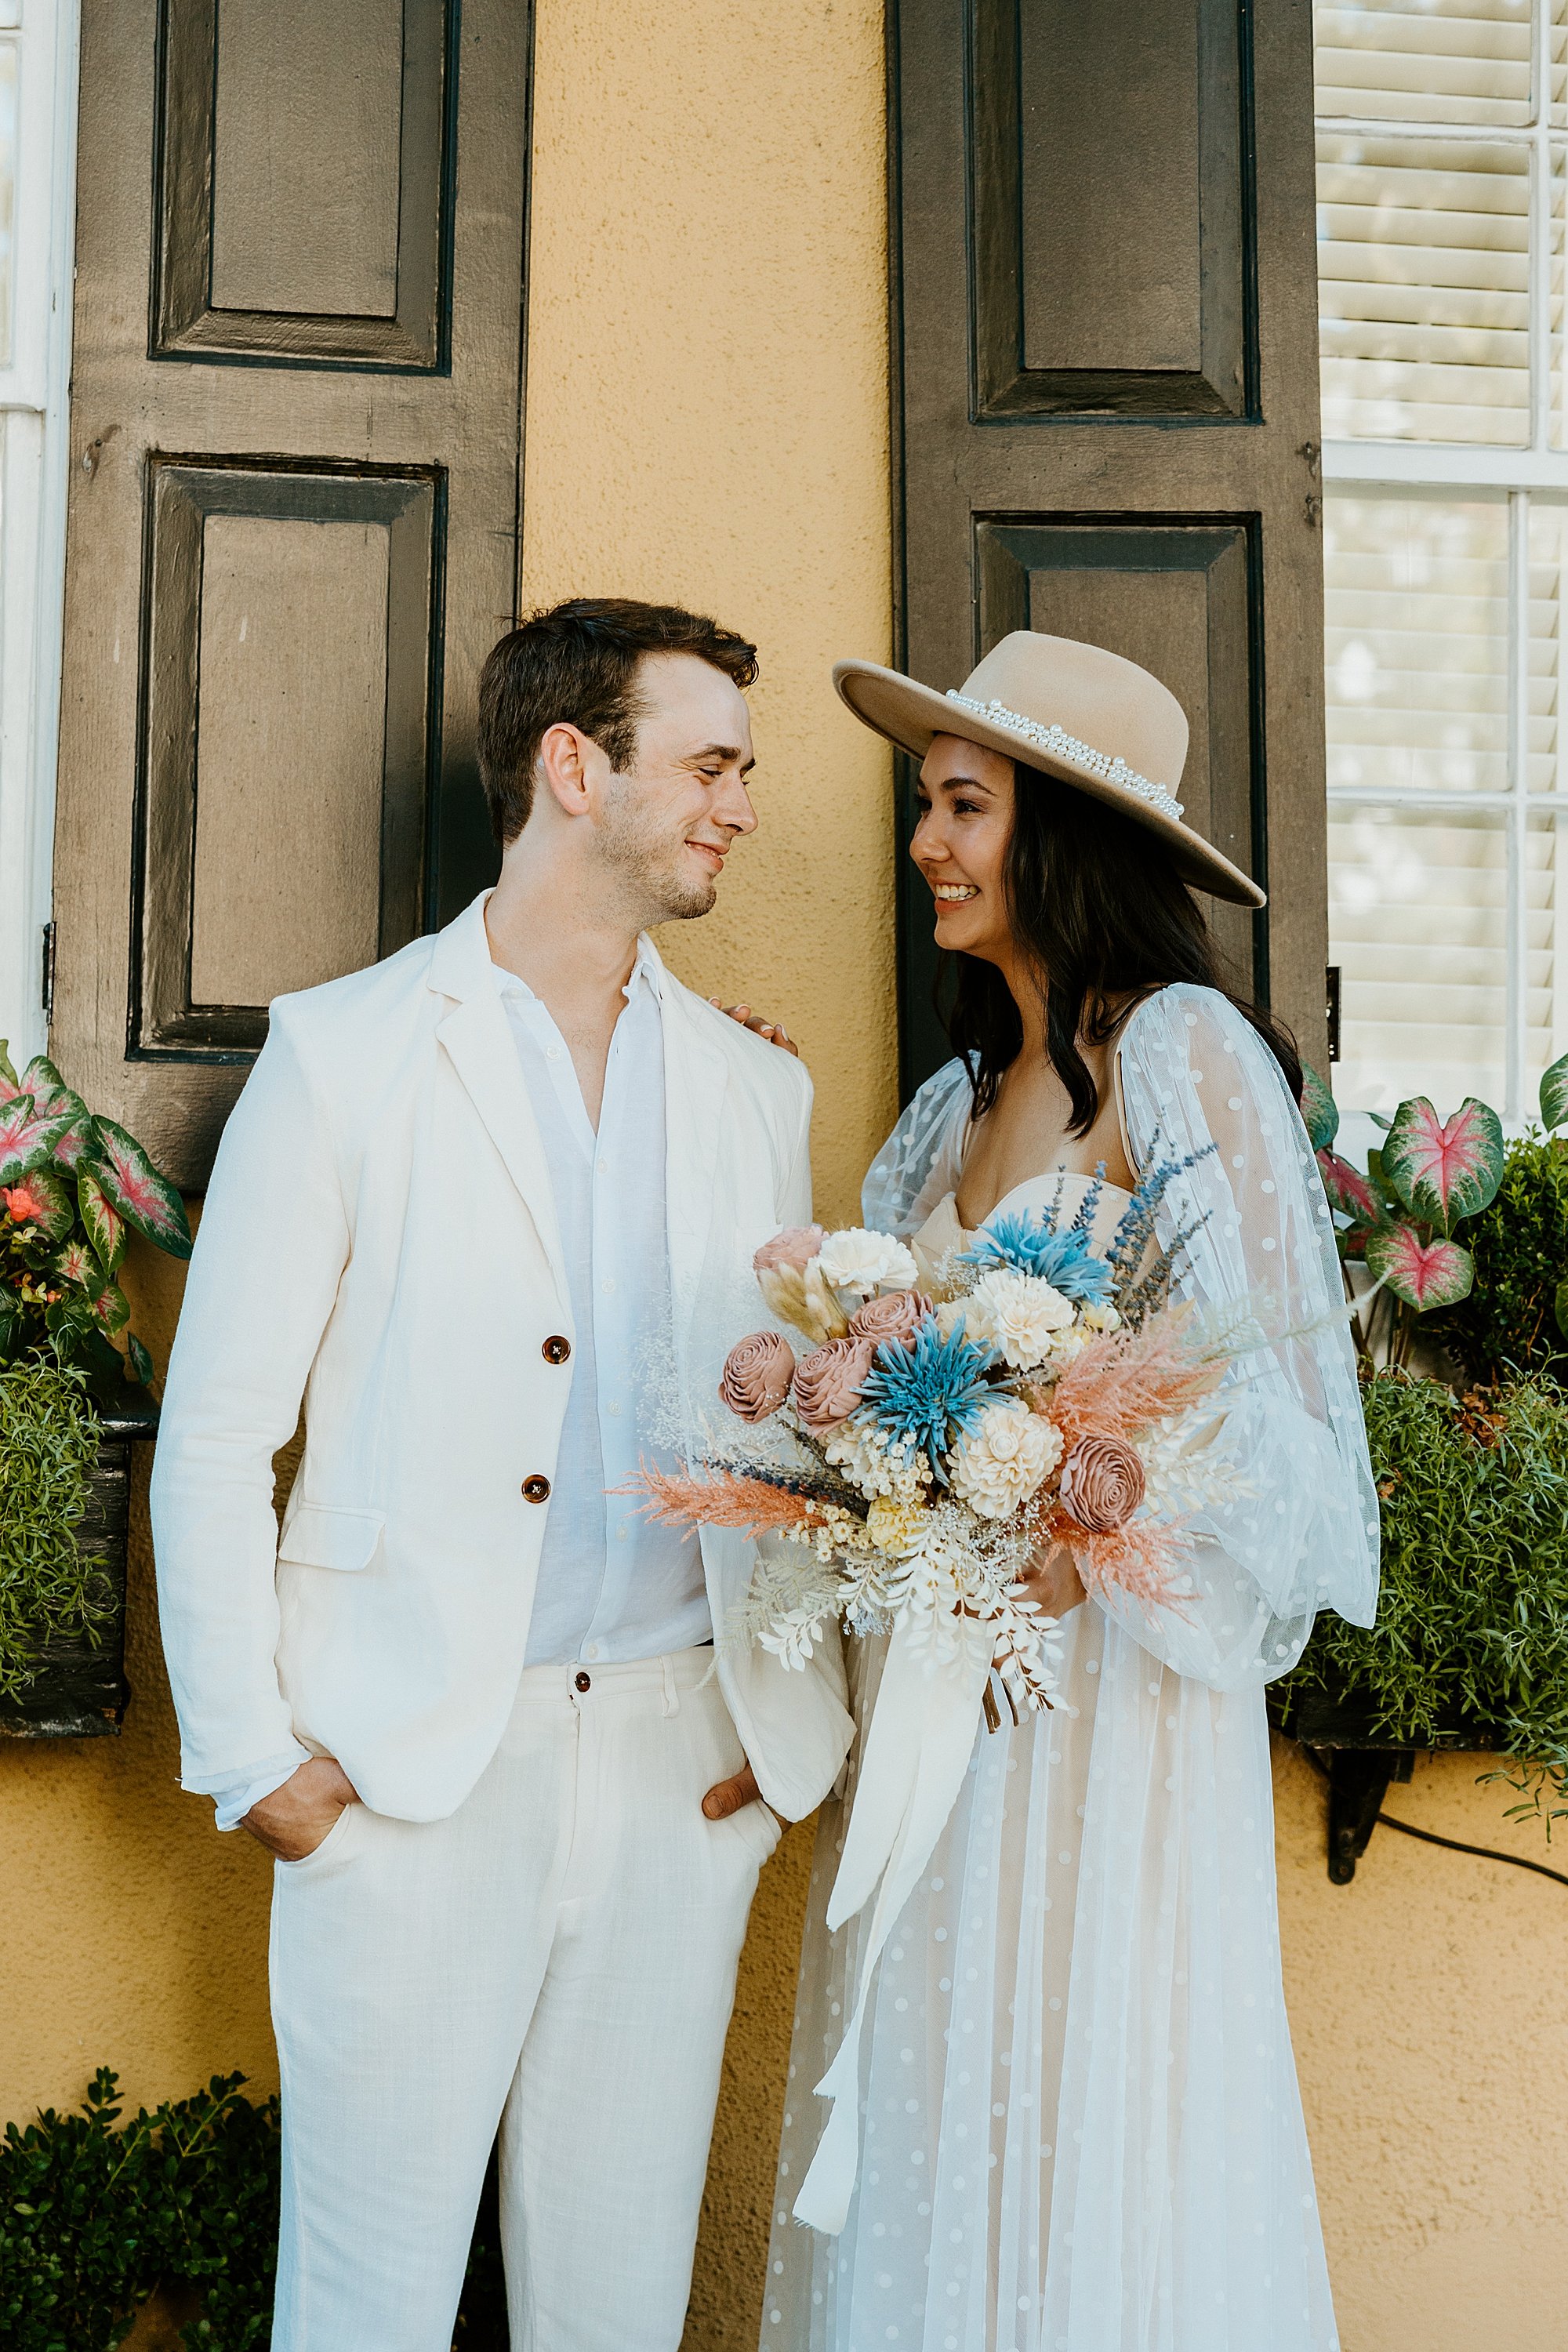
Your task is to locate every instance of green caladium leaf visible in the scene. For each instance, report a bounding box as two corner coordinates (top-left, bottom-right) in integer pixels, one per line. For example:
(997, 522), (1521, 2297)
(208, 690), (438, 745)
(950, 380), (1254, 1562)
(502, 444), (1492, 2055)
(1381, 1095), (1504, 1232)
(78, 1168), (127, 1272)
(1300, 1063), (1339, 1152)
(1366, 1225), (1474, 1311)
(0, 1093), (77, 1186)
(1543, 1051), (1568, 1133)
(1, 1164), (75, 1242)
(127, 1332), (154, 1385)
(89, 1118), (192, 1259)
(0, 1039), (16, 1088)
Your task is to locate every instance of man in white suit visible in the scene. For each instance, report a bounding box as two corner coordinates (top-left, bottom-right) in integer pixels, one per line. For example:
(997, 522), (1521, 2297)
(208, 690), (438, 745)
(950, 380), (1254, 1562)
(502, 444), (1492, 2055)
(150, 598), (853, 2351)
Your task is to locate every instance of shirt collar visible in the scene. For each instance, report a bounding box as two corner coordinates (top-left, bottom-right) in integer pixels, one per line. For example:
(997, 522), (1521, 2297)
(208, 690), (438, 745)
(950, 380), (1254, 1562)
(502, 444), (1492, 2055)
(491, 933), (664, 1007)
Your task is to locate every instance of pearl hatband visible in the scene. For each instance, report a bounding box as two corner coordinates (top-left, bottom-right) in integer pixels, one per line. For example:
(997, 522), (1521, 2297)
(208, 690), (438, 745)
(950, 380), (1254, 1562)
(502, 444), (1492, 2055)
(944, 689), (1185, 823)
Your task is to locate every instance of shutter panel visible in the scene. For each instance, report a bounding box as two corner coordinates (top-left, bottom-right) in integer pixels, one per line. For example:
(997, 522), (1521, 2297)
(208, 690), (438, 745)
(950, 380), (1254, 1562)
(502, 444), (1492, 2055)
(891, 0), (1329, 1097)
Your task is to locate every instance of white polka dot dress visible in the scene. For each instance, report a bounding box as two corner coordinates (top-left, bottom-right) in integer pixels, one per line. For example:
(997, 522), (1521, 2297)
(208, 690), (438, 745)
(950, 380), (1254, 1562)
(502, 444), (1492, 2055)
(759, 987), (1377, 2352)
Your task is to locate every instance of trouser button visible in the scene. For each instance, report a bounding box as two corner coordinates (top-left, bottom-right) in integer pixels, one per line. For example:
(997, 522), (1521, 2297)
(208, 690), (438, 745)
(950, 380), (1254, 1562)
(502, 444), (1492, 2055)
(575, 1671), (591, 1693)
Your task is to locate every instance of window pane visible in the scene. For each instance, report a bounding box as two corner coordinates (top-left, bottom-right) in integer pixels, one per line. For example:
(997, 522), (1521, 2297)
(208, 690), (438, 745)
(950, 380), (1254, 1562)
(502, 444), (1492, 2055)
(1526, 816), (1568, 1088)
(1316, 0), (1533, 130)
(1318, 132), (1530, 442)
(1329, 808), (1507, 1112)
(1528, 500), (1568, 789)
(0, 40), (15, 371)
(1326, 495), (1509, 795)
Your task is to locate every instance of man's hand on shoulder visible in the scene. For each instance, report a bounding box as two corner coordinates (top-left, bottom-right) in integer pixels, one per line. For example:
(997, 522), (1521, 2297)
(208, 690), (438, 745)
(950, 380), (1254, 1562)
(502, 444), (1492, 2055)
(242, 1756), (359, 1860)
(710, 999), (800, 1058)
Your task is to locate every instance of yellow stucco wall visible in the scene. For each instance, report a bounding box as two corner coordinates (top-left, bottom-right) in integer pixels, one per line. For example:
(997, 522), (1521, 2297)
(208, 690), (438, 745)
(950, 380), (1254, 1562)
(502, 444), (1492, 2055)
(5, 5), (1568, 2349)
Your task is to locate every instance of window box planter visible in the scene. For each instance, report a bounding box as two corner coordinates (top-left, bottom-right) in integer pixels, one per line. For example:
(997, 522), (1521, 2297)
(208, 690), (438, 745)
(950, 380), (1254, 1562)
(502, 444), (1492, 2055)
(1268, 1677), (1503, 1883)
(0, 1392), (158, 1740)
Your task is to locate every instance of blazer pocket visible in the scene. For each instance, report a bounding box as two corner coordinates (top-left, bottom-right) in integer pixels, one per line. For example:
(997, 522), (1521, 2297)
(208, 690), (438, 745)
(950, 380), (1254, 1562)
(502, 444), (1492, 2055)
(277, 1502), (385, 1573)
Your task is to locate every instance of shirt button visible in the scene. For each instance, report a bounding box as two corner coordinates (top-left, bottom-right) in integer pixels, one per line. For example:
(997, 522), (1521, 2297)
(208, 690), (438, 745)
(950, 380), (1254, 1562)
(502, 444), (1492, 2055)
(616, 1523), (629, 1541)
(597, 1158), (608, 1174)
(521, 1475), (551, 1504)
(586, 1642), (601, 1661)
(606, 1399), (622, 1417)
(546, 1046), (562, 1062)
(601, 1277), (616, 1294)
(542, 1334), (572, 1365)
(575, 1671), (591, 1693)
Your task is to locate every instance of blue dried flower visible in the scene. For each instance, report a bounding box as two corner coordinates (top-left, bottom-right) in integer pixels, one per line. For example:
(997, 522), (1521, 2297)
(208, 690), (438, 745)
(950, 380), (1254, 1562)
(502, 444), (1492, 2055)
(959, 1210), (1115, 1303)
(858, 1319), (998, 1475)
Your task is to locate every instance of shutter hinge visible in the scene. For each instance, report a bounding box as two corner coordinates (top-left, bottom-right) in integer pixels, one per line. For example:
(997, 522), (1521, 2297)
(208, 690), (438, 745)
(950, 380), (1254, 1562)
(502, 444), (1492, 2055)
(40, 921), (56, 1018)
(1326, 964), (1341, 1063)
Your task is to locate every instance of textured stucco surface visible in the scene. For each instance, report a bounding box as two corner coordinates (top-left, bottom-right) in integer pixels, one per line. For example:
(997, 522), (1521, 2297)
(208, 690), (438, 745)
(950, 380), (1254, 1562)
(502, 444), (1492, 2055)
(6, 4), (1568, 2348)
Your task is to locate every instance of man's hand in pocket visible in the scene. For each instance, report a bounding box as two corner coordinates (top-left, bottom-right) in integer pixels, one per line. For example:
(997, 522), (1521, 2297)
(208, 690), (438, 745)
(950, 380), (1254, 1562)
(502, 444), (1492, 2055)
(243, 1758), (359, 1860)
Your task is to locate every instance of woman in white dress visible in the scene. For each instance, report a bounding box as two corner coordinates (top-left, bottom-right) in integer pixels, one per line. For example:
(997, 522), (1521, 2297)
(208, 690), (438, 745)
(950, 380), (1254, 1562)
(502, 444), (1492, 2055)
(760, 633), (1378, 2352)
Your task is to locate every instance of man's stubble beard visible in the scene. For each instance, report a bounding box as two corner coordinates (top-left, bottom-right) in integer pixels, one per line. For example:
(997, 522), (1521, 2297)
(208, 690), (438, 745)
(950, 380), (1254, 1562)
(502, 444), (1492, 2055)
(598, 782), (717, 928)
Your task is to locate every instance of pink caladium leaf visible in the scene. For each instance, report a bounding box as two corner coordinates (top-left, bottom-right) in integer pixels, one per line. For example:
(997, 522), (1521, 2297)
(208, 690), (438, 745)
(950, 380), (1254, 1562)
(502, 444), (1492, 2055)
(21, 1057), (97, 1167)
(1, 1165), (74, 1243)
(1365, 1225), (1474, 1311)
(78, 1168), (128, 1272)
(53, 1237), (99, 1288)
(0, 1094), (78, 1187)
(1316, 1149), (1385, 1232)
(1381, 1095), (1504, 1232)
(89, 1118), (192, 1260)
(88, 1278), (132, 1339)
(0, 1039), (19, 1092)
(1300, 1063), (1339, 1153)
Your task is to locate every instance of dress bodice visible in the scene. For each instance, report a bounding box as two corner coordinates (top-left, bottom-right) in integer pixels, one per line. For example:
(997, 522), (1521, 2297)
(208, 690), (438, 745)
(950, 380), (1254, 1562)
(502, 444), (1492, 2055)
(909, 1168), (1133, 1292)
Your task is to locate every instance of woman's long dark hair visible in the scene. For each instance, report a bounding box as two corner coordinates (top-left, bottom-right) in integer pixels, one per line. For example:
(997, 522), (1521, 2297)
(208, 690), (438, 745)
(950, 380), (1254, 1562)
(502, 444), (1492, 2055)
(944, 772), (1301, 1132)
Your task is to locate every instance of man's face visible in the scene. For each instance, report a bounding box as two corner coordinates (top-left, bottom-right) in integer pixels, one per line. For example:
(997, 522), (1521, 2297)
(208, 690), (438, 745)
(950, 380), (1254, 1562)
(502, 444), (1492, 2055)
(597, 653), (758, 924)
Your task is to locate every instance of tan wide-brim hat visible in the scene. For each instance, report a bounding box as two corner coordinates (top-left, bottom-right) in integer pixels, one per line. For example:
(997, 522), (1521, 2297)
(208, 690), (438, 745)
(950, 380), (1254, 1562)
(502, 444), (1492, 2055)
(834, 630), (1265, 909)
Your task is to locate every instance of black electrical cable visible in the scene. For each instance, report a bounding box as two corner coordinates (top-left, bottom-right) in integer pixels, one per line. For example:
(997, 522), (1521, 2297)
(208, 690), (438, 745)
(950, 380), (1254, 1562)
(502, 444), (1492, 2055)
(1298, 1745), (1568, 1890)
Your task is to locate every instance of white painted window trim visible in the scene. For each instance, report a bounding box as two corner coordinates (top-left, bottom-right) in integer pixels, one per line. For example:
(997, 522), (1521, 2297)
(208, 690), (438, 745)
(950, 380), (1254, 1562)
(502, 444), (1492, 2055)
(0, 0), (78, 1073)
(1319, 0), (1566, 1123)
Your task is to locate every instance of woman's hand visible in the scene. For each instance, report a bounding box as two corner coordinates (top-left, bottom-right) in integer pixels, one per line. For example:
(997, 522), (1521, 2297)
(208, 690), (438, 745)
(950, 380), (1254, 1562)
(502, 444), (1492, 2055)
(710, 999), (800, 1056)
(1018, 1541), (1087, 1621)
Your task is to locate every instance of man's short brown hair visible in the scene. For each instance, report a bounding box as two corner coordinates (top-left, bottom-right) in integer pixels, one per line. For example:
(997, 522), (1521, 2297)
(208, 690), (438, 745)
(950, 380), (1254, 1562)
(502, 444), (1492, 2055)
(475, 597), (760, 847)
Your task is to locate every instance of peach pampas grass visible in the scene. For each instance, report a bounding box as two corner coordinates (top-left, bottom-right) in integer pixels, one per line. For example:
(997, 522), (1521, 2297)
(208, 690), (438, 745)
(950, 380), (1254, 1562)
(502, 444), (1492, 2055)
(627, 1462), (828, 1537)
(1046, 1305), (1226, 1454)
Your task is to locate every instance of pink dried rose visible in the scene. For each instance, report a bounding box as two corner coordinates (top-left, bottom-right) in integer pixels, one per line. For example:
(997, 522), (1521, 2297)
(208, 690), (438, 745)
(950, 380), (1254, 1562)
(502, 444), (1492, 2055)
(753, 1225), (826, 1275)
(848, 1290), (932, 1349)
(792, 1335), (879, 1432)
(1057, 1435), (1147, 1533)
(719, 1330), (797, 1421)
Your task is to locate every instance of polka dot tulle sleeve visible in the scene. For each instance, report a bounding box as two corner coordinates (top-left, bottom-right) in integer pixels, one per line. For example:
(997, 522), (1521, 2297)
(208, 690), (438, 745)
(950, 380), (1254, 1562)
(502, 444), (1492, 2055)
(1112, 983), (1380, 1688)
(860, 1055), (975, 1238)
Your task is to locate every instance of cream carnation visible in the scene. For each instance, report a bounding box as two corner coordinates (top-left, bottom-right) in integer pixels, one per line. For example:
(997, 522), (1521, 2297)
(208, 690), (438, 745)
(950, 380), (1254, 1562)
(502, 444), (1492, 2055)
(865, 1493), (932, 1556)
(816, 1226), (920, 1301)
(963, 1269), (1075, 1370)
(949, 1397), (1062, 1519)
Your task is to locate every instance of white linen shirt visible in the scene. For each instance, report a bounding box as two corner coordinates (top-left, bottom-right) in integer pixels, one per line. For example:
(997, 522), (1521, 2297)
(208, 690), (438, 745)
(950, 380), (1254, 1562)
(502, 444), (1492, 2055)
(212, 941), (707, 1829)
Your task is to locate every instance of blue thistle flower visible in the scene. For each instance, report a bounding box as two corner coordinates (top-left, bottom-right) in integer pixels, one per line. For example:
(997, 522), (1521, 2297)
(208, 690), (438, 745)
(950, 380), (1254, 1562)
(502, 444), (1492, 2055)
(958, 1210), (1115, 1303)
(858, 1319), (998, 1477)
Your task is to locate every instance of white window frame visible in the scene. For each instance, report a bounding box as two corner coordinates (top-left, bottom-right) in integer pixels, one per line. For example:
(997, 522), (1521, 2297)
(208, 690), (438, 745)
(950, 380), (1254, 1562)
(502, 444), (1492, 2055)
(0, 0), (78, 1072)
(1319, 0), (1568, 1123)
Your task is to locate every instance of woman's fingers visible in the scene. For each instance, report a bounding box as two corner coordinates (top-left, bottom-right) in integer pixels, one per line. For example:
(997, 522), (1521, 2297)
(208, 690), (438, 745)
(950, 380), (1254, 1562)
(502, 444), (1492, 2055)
(711, 1000), (801, 1056)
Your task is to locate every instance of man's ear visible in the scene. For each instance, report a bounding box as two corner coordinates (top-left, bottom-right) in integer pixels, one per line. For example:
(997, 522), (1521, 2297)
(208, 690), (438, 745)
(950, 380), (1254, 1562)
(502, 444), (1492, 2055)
(535, 720), (597, 819)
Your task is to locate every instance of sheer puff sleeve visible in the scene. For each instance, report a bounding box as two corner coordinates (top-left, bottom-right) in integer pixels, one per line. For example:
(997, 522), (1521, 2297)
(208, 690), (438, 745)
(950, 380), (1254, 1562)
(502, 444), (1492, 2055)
(861, 1056), (974, 1238)
(1109, 984), (1380, 1690)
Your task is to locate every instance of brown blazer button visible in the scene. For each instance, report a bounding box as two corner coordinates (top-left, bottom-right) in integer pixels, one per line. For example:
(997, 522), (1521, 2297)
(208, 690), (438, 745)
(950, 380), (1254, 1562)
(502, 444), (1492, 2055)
(521, 1475), (551, 1504)
(543, 1335), (572, 1365)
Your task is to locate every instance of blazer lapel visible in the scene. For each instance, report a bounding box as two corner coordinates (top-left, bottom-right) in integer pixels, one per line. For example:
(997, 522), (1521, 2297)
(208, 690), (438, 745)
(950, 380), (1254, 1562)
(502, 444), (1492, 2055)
(430, 898), (567, 1298)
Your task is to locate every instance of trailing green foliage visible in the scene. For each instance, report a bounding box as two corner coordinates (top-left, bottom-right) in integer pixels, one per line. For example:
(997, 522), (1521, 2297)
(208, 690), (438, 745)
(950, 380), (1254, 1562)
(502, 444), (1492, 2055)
(1425, 1128), (1568, 1385)
(0, 2070), (280, 2351)
(1, 2071), (506, 2347)
(0, 1359), (111, 1704)
(1280, 1369), (1568, 1827)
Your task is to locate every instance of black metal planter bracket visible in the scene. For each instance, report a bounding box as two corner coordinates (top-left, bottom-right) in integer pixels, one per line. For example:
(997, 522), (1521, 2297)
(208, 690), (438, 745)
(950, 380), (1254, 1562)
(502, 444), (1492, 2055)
(1325, 1747), (1414, 1883)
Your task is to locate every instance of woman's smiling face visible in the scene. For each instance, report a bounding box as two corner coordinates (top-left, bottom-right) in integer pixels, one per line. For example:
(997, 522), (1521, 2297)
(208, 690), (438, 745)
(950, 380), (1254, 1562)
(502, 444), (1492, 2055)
(910, 731), (1018, 964)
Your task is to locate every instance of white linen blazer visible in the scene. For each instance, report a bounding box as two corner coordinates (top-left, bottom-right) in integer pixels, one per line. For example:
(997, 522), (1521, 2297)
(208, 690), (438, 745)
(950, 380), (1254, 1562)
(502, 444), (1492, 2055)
(150, 895), (853, 1823)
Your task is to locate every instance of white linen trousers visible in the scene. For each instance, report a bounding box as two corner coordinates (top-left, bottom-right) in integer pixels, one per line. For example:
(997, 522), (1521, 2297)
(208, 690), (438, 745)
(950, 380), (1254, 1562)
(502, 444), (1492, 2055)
(268, 1645), (781, 2351)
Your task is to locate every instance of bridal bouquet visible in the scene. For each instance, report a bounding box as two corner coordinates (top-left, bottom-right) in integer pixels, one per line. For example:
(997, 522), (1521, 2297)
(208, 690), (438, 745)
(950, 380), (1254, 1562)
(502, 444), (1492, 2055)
(634, 1161), (1247, 1722)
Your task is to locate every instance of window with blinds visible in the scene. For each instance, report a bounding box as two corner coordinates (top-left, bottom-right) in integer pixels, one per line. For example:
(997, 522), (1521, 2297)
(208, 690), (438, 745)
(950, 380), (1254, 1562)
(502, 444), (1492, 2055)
(1318, 0), (1568, 1124)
